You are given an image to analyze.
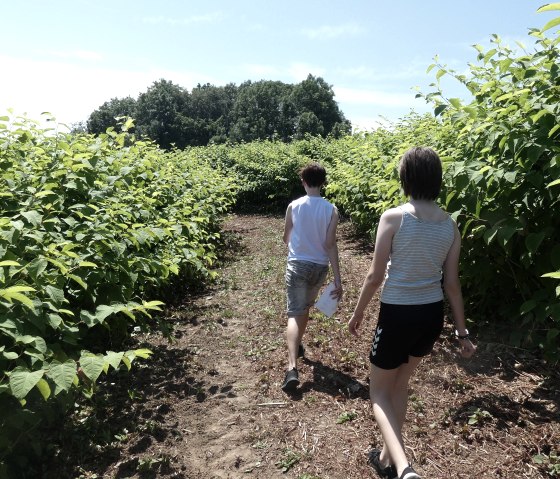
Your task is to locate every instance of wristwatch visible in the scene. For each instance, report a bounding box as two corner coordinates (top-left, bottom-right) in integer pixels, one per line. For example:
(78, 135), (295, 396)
(455, 329), (470, 340)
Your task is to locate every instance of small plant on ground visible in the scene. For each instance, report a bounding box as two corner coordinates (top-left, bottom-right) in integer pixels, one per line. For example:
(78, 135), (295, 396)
(336, 411), (357, 424)
(276, 449), (301, 473)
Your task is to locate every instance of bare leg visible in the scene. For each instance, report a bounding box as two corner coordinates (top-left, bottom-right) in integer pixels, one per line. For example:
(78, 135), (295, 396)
(370, 356), (422, 475)
(286, 312), (309, 370)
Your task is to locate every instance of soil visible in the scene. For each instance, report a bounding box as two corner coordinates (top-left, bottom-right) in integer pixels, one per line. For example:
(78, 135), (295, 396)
(47, 214), (560, 479)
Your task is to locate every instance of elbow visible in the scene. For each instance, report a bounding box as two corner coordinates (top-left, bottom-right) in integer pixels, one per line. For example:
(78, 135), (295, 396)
(443, 278), (461, 297)
(325, 238), (336, 251)
(366, 272), (383, 291)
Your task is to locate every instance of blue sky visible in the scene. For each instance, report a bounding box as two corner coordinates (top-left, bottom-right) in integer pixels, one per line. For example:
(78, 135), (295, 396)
(1, 1), (556, 131)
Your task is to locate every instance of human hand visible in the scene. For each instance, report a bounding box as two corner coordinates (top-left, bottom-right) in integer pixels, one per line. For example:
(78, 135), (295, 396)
(330, 283), (343, 301)
(348, 312), (363, 337)
(458, 338), (476, 358)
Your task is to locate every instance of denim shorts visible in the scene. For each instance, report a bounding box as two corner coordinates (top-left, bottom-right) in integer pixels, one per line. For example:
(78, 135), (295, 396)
(285, 260), (329, 316)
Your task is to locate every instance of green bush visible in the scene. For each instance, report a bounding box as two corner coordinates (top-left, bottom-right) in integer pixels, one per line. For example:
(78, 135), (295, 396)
(419, 11), (560, 358)
(0, 115), (236, 474)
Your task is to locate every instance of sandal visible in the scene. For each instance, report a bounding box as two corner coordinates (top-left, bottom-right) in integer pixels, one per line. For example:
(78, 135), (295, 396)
(367, 449), (397, 478)
(399, 465), (421, 479)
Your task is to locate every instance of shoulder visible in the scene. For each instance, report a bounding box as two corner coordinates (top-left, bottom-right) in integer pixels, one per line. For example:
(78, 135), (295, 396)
(380, 207), (403, 225)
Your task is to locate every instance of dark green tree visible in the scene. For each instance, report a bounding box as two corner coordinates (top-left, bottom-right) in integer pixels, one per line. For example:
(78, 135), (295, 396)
(187, 83), (237, 144)
(85, 75), (351, 146)
(291, 74), (351, 137)
(229, 80), (292, 142)
(87, 96), (137, 134)
(135, 79), (190, 149)
(294, 111), (324, 139)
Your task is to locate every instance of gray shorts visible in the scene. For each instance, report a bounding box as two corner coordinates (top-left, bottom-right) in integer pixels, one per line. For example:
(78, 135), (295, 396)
(285, 260), (329, 316)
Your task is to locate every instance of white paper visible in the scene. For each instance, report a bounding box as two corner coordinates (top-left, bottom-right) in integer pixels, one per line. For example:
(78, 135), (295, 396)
(315, 282), (339, 317)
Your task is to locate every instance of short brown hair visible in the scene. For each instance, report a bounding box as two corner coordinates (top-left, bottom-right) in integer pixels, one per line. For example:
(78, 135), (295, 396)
(399, 147), (442, 200)
(300, 162), (327, 187)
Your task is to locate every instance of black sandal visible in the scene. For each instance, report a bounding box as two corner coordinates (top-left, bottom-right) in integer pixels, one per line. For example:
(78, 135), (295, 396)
(399, 465), (421, 479)
(367, 449), (397, 478)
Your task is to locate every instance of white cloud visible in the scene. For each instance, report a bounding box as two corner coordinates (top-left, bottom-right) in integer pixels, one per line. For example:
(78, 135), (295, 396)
(142, 12), (223, 26)
(0, 54), (212, 128)
(44, 49), (103, 62)
(334, 86), (418, 108)
(243, 63), (281, 78)
(301, 23), (366, 39)
(287, 63), (326, 81)
(241, 62), (326, 83)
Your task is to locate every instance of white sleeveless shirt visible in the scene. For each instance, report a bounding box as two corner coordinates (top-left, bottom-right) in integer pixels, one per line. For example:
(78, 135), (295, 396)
(287, 195), (334, 265)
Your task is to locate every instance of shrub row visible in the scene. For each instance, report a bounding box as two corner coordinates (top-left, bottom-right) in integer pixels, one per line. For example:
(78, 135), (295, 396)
(0, 116), (236, 474)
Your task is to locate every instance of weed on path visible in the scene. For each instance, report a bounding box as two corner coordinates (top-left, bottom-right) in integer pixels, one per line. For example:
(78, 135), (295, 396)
(47, 214), (559, 478)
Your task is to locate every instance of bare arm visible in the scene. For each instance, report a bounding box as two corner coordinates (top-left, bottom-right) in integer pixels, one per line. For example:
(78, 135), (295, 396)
(325, 207), (342, 299)
(283, 204), (293, 245)
(348, 208), (400, 336)
(443, 223), (476, 358)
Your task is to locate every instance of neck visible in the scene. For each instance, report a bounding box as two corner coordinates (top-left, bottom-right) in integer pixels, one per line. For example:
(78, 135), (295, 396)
(305, 187), (321, 197)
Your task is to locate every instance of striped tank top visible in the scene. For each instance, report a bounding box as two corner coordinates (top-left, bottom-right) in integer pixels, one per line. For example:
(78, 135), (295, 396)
(380, 208), (455, 305)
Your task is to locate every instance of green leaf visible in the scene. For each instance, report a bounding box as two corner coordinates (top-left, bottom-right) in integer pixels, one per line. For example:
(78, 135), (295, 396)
(9, 367), (45, 399)
(0, 261), (21, 267)
(548, 124), (560, 138)
(540, 16), (560, 32)
(547, 178), (560, 188)
(531, 109), (552, 123)
(47, 360), (77, 395)
(434, 104), (448, 117)
(67, 274), (87, 290)
(0, 285), (35, 294)
(20, 210), (43, 227)
(121, 356), (132, 370)
(142, 300), (165, 311)
(0, 286), (36, 310)
(36, 378), (51, 400)
(525, 232), (546, 253)
(47, 313), (63, 330)
(27, 258), (48, 280)
(436, 69), (446, 80)
(542, 271), (560, 279)
(133, 348), (153, 359)
(104, 351), (124, 370)
(79, 354), (105, 382)
(537, 3), (560, 13)
(449, 98), (462, 108)
(45, 285), (66, 306)
(520, 299), (537, 315)
(78, 261), (98, 268)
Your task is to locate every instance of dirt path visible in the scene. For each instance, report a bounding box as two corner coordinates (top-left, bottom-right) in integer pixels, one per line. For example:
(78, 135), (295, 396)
(52, 214), (559, 479)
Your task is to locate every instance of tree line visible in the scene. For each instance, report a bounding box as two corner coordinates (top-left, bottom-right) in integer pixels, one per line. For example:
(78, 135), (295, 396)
(86, 74), (351, 149)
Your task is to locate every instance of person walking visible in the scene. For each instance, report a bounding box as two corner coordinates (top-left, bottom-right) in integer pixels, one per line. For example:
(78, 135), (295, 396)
(348, 147), (476, 479)
(282, 162), (343, 392)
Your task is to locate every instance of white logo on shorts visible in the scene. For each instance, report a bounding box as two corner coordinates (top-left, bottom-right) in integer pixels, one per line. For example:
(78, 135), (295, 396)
(371, 327), (382, 357)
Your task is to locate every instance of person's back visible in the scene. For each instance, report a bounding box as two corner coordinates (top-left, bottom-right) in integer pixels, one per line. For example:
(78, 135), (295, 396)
(288, 195), (333, 265)
(348, 147), (475, 479)
(381, 202), (455, 305)
(281, 162), (342, 392)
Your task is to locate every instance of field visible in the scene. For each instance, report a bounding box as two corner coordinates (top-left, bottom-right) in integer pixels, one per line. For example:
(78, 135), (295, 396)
(44, 214), (560, 479)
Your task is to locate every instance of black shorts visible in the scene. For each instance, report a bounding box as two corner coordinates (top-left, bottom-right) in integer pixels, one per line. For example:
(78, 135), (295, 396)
(369, 301), (444, 370)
